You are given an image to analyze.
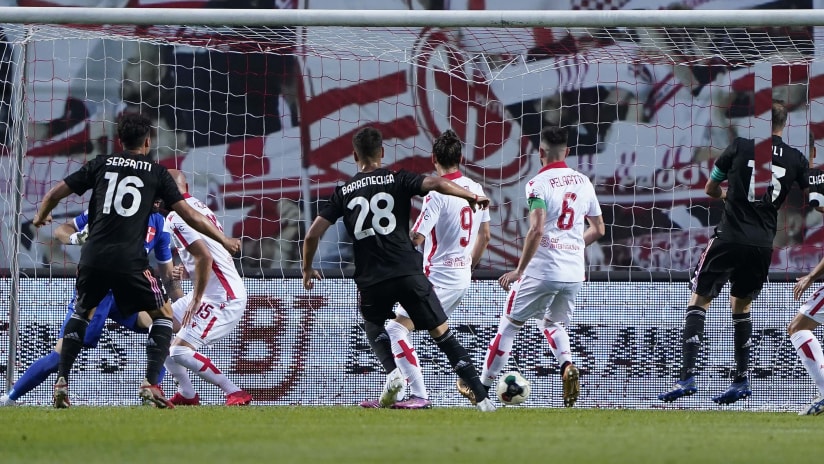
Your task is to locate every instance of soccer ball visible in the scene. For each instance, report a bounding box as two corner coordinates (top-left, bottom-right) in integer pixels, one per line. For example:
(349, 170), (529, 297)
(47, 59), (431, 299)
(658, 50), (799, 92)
(496, 371), (530, 405)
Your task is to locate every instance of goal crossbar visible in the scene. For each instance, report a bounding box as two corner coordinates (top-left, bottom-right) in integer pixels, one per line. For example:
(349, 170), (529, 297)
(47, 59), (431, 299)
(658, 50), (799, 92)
(1, 7), (824, 28)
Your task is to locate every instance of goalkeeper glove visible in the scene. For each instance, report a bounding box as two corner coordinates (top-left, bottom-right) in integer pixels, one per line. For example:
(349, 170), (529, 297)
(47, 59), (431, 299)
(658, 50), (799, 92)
(69, 227), (89, 245)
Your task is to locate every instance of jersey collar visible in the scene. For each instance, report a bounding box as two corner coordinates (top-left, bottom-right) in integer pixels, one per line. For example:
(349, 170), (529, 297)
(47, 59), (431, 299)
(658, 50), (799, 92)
(538, 161), (568, 174)
(441, 171), (463, 180)
(183, 192), (192, 199)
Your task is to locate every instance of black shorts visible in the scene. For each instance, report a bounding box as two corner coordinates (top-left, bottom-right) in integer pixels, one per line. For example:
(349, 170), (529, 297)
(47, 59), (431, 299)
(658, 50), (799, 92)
(74, 265), (169, 318)
(690, 237), (773, 300)
(359, 274), (447, 331)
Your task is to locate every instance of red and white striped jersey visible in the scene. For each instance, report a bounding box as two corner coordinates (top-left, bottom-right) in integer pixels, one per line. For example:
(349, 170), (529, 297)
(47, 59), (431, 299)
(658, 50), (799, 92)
(523, 161), (602, 282)
(166, 194), (247, 302)
(411, 172), (490, 289)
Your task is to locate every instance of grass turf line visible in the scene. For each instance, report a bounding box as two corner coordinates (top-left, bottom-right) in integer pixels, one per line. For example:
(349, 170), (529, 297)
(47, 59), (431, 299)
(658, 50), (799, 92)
(0, 406), (818, 463)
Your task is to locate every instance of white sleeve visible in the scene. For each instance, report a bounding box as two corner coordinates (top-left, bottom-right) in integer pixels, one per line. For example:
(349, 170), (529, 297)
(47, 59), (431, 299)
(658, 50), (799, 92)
(411, 193), (442, 237)
(585, 182), (602, 217)
(168, 213), (202, 249)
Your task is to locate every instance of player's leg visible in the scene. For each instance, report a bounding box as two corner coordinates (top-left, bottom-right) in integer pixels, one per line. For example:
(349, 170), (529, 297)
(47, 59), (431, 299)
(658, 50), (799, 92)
(387, 287), (466, 408)
(170, 296), (251, 406)
(164, 293), (198, 404)
(386, 311), (426, 405)
(788, 296), (824, 415)
(711, 245), (770, 405)
(358, 283), (405, 408)
(3, 292), (98, 405)
(113, 267), (175, 408)
(107, 298), (167, 384)
(659, 238), (728, 402)
(53, 267), (110, 408)
(477, 276), (547, 398)
(542, 281), (583, 407)
(398, 275), (493, 411)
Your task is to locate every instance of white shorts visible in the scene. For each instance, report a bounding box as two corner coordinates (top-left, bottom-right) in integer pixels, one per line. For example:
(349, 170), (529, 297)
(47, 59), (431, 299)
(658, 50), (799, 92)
(799, 285), (824, 325)
(503, 276), (582, 325)
(172, 292), (247, 349)
(396, 286), (468, 320)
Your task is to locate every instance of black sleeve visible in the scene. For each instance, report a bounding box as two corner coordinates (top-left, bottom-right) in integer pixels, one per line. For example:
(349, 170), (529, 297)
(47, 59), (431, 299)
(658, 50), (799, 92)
(396, 169), (426, 197)
(63, 157), (99, 195)
(158, 167), (185, 206)
(317, 187), (344, 224)
(796, 151), (810, 190)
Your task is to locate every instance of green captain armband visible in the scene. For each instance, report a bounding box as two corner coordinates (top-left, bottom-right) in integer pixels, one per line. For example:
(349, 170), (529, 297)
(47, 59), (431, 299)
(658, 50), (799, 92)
(527, 197), (546, 211)
(710, 166), (727, 182)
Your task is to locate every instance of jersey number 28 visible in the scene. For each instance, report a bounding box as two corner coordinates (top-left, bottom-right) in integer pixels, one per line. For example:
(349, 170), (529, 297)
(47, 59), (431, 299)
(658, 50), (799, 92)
(347, 193), (397, 240)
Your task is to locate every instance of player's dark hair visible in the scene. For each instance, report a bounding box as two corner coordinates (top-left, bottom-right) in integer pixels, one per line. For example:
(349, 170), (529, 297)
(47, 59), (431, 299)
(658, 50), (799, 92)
(540, 126), (569, 147)
(353, 126), (383, 160)
(433, 129), (463, 168)
(772, 99), (788, 131)
(117, 113), (153, 150)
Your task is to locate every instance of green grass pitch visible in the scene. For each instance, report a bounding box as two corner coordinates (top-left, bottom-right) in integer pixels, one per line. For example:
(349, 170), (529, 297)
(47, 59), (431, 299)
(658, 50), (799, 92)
(0, 406), (819, 463)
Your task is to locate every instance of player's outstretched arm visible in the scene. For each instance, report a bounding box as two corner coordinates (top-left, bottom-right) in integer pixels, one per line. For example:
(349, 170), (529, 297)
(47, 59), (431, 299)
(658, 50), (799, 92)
(421, 176), (489, 210)
(499, 208), (545, 291)
(33, 181), (74, 227)
(170, 200), (241, 255)
(301, 216), (331, 290)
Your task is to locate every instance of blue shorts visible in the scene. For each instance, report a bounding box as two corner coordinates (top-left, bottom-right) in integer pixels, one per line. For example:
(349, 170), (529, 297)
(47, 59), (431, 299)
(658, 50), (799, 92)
(59, 291), (147, 348)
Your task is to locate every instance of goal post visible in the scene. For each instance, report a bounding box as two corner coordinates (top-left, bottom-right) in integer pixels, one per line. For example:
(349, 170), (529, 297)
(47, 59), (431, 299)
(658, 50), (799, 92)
(2, 6), (824, 408)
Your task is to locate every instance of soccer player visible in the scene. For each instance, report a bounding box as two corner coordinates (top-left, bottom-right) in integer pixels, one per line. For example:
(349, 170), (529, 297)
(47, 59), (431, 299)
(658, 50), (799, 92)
(786, 168), (824, 415)
(471, 126), (604, 408)
(162, 169), (252, 406)
(1, 203), (179, 406)
(32, 113), (240, 408)
(302, 126), (496, 412)
(658, 100), (810, 405)
(377, 129), (490, 409)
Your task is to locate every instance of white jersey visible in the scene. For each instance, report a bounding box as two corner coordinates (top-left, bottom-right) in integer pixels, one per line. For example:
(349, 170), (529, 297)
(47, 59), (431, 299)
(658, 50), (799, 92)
(523, 161), (601, 282)
(410, 172), (490, 289)
(166, 194), (247, 302)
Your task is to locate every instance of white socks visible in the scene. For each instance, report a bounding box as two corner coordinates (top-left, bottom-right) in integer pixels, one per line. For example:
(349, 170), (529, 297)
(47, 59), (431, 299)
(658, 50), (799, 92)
(169, 345), (240, 395)
(480, 317), (522, 387)
(386, 320), (426, 399)
(791, 330), (824, 396)
(542, 321), (573, 367)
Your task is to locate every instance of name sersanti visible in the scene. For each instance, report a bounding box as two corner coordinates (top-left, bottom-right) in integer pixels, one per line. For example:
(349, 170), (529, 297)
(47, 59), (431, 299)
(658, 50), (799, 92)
(105, 157), (153, 171)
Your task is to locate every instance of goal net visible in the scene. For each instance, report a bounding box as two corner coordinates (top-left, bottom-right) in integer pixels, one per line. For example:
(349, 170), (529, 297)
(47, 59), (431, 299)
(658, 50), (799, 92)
(1, 5), (823, 410)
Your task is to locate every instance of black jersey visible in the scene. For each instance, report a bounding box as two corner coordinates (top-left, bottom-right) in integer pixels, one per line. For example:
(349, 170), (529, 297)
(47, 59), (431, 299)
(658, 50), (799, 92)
(63, 151), (184, 271)
(809, 167), (824, 207)
(318, 168), (426, 287)
(713, 135), (809, 247)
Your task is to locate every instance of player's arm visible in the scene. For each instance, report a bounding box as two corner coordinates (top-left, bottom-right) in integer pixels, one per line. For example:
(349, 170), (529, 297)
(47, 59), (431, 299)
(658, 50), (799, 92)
(33, 181), (74, 227)
(54, 222), (80, 245)
(301, 217), (332, 290)
(499, 205), (545, 291)
(421, 176), (489, 210)
(179, 238), (212, 326)
(794, 253), (824, 300)
(471, 221), (491, 270)
(159, 260), (183, 302)
(168, 200), (239, 255)
(584, 215), (606, 246)
(705, 139), (737, 200)
(410, 195), (440, 248)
